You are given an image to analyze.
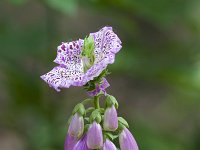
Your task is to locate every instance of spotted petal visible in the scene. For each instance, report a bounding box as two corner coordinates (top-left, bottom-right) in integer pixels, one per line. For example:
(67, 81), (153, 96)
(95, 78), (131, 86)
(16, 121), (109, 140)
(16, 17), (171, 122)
(41, 65), (84, 91)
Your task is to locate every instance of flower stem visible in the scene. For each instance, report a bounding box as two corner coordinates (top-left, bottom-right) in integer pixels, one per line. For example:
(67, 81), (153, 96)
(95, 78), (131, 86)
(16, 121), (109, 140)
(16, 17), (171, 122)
(94, 96), (100, 109)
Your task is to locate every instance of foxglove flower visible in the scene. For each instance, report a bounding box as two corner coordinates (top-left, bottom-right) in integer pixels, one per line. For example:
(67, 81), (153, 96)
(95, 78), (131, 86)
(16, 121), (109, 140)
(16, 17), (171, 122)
(68, 113), (84, 139)
(41, 26), (122, 91)
(87, 121), (103, 149)
(119, 128), (139, 150)
(87, 78), (110, 96)
(102, 139), (117, 150)
(64, 134), (77, 150)
(73, 135), (91, 150)
(103, 105), (118, 131)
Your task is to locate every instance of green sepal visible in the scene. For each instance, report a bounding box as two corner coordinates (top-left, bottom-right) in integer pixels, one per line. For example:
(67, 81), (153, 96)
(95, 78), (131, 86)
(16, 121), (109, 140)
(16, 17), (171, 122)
(98, 108), (105, 114)
(118, 117), (129, 128)
(94, 69), (110, 84)
(83, 69), (110, 92)
(104, 132), (119, 141)
(84, 124), (90, 132)
(84, 117), (90, 122)
(72, 103), (85, 116)
(89, 109), (102, 123)
(106, 95), (119, 109)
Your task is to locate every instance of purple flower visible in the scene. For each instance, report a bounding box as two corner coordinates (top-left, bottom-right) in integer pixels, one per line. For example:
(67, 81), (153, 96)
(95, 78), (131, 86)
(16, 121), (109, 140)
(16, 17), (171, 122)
(87, 122), (103, 149)
(68, 113), (84, 139)
(64, 134), (77, 150)
(103, 105), (118, 131)
(73, 135), (91, 150)
(103, 139), (117, 150)
(119, 128), (139, 150)
(41, 26), (122, 91)
(87, 78), (110, 97)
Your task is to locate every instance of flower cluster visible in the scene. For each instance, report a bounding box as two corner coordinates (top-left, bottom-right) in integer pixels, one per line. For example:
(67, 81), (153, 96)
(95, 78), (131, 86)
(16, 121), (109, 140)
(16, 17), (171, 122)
(40, 26), (139, 150)
(65, 95), (139, 150)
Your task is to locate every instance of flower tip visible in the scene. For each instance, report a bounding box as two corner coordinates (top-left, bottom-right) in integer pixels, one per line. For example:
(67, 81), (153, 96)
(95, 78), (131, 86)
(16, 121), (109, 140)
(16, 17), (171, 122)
(72, 135), (90, 150)
(40, 75), (45, 80)
(68, 113), (84, 139)
(64, 134), (77, 150)
(103, 26), (113, 31)
(103, 139), (117, 150)
(103, 105), (118, 131)
(119, 128), (139, 150)
(87, 122), (103, 149)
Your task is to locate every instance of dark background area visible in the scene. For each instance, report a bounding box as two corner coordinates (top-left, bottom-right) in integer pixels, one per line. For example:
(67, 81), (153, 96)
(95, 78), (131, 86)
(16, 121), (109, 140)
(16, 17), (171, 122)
(0, 0), (200, 149)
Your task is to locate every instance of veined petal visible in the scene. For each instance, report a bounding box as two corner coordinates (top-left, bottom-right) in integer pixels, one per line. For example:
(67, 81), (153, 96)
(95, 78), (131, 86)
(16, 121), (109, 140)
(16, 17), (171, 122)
(103, 105), (118, 131)
(64, 134), (77, 150)
(87, 122), (103, 149)
(119, 128), (139, 150)
(73, 135), (91, 150)
(103, 139), (117, 150)
(68, 113), (84, 139)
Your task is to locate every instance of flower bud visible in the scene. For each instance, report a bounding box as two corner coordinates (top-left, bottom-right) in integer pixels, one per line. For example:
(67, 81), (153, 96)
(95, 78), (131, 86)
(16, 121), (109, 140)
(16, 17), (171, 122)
(64, 134), (77, 150)
(119, 128), (139, 150)
(87, 122), (103, 149)
(73, 135), (91, 150)
(103, 105), (118, 131)
(102, 139), (117, 150)
(68, 113), (84, 139)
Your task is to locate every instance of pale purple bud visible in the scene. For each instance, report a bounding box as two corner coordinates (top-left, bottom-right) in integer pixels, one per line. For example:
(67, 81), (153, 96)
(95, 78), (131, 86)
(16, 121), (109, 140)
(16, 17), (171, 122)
(119, 128), (139, 150)
(68, 113), (84, 139)
(87, 78), (110, 97)
(102, 139), (117, 150)
(103, 105), (118, 131)
(64, 134), (77, 150)
(73, 135), (91, 150)
(87, 122), (103, 149)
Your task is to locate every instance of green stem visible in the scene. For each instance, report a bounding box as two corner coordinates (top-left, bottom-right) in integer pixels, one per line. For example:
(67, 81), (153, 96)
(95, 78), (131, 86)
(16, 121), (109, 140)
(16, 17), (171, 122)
(94, 96), (100, 109)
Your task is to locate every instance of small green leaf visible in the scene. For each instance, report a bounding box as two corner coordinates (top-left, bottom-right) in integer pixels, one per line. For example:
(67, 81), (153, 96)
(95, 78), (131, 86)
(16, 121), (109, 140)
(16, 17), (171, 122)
(118, 117), (129, 128)
(105, 132), (119, 141)
(45, 0), (77, 14)
(9, 0), (26, 5)
(84, 124), (90, 132)
(84, 117), (90, 122)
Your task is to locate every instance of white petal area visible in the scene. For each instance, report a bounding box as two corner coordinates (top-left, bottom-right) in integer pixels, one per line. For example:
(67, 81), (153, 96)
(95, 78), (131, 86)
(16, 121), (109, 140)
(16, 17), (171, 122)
(41, 64), (84, 91)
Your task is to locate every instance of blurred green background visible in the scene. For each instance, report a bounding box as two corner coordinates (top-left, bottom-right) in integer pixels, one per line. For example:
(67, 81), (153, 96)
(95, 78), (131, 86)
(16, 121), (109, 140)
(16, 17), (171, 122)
(0, 0), (200, 149)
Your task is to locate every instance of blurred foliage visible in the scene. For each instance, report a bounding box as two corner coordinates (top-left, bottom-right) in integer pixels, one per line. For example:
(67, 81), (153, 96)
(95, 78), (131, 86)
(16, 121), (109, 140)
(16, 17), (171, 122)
(45, 0), (77, 14)
(0, 0), (200, 150)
